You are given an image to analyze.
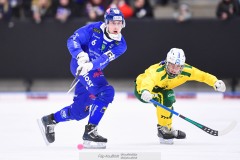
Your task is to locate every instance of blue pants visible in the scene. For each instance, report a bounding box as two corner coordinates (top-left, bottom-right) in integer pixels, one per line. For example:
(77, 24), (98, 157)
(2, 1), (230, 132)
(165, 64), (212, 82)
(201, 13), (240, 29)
(54, 69), (115, 125)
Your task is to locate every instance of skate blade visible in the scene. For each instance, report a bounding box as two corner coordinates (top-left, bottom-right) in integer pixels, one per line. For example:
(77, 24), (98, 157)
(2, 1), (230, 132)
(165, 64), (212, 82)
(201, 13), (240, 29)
(83, 140), (106, 149)
(37, 119), (50, 146)
(159, 138), (174, 145)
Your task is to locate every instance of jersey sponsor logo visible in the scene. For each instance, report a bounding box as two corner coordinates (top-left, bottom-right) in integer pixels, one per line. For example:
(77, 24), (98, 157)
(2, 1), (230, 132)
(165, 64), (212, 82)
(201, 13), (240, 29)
(93, 33), (100, 39)
(72, 33), (79, 40)
(168, 93), (175, 97)
(93, 28), (101, 33)
(103, 41), (107, 44)
(89, 49), (100, 57)
(89, 94), (96, 100)
(101, 44), (106, 51)
(161, 115), (171, 119)
(104, 51), (115, 61)
(84, 106), (90, 112)
(100, 59), (108, 67)
(72, 33), (79, 48)
(60, 110), (67, 119)
(73, 41), (79, 48)
(93, 69), (103, 78)
(91, 39), (97, 46)
(109, 44), (114, 49)
(83, 73), (94, 88)
(100, 107), (107, 113)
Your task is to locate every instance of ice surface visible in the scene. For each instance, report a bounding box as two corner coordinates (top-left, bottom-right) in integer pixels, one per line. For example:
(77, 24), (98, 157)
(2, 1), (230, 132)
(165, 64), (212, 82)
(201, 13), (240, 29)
(0, 92), (239, 160)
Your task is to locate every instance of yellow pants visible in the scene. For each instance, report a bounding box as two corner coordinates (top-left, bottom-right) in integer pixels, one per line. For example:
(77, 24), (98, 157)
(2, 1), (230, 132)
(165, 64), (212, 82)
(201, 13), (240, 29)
(156, 105), (173, 129)
(153, 91), (175, 129)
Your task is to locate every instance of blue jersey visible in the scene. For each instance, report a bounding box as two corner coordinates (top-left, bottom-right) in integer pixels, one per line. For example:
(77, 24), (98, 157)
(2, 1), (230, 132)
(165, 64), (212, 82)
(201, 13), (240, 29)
(67, 21), (127, 76)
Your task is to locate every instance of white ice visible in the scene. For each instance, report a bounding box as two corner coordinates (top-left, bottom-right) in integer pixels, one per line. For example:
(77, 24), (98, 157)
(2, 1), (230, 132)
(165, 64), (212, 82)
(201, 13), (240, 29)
(0, 92), (240, 160)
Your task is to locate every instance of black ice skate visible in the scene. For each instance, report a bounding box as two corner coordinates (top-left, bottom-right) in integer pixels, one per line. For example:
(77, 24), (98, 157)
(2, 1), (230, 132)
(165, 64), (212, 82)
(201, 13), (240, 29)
(157, 124), (186, 144)
(82, 124), (107, 149)
(37, 114), (57, 145)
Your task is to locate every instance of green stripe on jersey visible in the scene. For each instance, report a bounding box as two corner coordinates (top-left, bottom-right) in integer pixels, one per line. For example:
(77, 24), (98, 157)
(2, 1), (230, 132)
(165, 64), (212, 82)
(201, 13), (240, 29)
(161, 73), (168, 80)
(184, 64), (192, 68)
(181, 71), (191, 77)
(156, 65), (165, 72)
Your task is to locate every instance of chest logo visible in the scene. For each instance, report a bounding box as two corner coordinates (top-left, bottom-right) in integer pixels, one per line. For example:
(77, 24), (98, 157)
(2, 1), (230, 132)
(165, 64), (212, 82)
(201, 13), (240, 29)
(101, 44), (106, 51)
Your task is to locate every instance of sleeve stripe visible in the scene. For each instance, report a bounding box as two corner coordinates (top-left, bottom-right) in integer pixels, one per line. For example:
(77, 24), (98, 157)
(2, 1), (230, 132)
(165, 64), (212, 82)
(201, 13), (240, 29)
(181, 71), (191, 77)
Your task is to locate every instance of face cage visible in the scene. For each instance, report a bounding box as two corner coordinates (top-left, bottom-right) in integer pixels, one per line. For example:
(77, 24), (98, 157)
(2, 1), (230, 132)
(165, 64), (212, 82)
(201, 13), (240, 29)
(165, 62), (184, 78)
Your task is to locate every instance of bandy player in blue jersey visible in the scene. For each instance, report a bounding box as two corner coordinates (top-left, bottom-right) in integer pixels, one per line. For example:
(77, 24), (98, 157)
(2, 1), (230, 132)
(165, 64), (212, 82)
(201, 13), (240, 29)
(38, 8), (127, 149)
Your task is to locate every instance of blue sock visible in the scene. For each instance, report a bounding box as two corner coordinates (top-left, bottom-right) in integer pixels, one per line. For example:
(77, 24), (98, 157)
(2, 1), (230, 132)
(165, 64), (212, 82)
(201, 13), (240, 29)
(88, 99), (108, 125)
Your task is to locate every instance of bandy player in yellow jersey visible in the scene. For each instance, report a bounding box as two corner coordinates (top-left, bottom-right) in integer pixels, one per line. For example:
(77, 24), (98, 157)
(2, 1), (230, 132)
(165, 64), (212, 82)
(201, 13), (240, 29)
(134, 48), (226, 144)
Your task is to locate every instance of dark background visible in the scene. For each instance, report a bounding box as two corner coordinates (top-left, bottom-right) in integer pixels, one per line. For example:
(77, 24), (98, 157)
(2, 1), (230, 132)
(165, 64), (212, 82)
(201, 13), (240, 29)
(0, 19), (239, 81)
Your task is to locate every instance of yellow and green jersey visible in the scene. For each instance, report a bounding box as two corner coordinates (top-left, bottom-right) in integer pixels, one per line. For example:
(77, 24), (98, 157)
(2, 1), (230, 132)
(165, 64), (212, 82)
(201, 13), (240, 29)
(136, 63), (218, 93)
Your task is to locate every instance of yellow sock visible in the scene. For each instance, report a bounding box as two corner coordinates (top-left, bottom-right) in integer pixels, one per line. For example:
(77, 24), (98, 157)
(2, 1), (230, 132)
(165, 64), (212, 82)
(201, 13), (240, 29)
(156, 106), (172, 129)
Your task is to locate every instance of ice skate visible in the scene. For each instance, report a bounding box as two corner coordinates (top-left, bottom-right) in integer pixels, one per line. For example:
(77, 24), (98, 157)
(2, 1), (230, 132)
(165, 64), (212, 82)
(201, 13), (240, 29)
(37, 114), (56, 145)
(171, 128), (186, 139)
(157, 124), (186, 144)
(82, 124), (107, 149)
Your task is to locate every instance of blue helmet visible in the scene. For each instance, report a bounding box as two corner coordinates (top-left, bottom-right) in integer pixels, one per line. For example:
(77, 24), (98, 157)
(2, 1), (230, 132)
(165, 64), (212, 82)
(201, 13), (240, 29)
(104, 8), (126, 28)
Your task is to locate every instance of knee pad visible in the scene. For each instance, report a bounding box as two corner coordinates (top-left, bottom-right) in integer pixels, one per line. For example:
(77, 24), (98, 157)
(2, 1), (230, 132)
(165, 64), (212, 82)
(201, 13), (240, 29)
(97, 85), (115, 103)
